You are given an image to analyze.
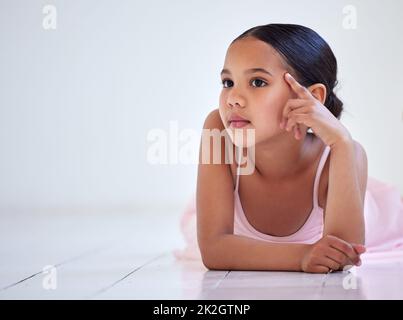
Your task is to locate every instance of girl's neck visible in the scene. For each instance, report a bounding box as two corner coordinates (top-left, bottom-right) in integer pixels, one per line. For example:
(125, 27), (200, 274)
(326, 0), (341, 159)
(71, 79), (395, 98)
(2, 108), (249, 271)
(247, 132), (320, 182)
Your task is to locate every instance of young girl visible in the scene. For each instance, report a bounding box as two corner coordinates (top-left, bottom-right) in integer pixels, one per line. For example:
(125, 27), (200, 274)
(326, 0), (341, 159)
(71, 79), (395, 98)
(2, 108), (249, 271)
(174, 24), (403, 273)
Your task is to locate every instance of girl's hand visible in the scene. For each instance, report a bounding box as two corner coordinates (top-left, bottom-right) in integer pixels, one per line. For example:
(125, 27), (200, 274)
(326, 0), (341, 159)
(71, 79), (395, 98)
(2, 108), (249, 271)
(301, 235), (366, 273)
(280, 73), (352, 148)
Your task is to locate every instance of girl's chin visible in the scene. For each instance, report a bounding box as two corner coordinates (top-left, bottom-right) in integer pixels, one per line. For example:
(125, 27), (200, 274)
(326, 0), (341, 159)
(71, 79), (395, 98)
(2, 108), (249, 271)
(225, 127), (256, 148)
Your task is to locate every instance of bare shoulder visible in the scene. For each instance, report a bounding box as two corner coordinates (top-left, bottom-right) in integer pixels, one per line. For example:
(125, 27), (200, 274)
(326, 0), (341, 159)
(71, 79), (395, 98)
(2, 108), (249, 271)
(203, 108), (225, 130)
(352, 139), (368, 202)
(318, 138), (367, 210)
(352, 140), (368, 164)
(351, 139), (368, 181)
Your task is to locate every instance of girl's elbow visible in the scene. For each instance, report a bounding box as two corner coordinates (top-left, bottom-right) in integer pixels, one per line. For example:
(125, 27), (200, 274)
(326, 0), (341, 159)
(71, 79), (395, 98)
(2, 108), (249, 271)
(200, 248), (229, 270)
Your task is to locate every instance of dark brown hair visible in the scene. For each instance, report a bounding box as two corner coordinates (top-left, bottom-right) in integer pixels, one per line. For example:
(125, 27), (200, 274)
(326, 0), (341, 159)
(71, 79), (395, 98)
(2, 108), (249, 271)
(233, 23), (343, 119)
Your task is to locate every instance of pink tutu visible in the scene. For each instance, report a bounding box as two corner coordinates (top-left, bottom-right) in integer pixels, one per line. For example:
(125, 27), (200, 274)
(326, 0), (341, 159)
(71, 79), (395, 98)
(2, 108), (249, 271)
(173, 176), (403, 262)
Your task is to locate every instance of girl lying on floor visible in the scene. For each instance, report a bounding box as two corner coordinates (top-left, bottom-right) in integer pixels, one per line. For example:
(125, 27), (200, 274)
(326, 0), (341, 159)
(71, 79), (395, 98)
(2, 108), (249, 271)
(174, 23), (403, 273)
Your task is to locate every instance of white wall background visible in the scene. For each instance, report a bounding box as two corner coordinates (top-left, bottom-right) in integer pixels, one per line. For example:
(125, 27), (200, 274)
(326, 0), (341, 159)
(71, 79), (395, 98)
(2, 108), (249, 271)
(0, 0), (402, 214)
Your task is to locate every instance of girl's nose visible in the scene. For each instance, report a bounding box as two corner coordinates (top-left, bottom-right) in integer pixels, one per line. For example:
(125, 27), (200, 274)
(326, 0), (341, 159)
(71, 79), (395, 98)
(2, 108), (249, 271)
(228, 95), (246, 109)
(229, 101), (245, 109)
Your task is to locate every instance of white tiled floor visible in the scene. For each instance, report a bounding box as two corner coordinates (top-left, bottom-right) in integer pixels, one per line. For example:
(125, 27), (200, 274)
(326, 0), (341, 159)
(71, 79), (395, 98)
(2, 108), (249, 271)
(1, 211), (403, 299)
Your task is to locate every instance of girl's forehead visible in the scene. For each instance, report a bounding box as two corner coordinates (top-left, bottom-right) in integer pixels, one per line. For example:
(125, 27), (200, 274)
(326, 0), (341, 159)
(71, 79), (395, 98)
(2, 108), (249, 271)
(224, 38), (286, 73)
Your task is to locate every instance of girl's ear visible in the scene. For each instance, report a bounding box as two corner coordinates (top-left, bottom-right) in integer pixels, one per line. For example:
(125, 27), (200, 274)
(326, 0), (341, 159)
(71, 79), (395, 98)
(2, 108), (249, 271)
(307, 83), (327, 104)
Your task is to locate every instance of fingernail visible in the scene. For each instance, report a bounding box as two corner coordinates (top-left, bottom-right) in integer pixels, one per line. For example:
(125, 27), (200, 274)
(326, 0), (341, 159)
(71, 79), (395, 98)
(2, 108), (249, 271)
(285, 73), (292, 79)
(357, 246), (366, 253)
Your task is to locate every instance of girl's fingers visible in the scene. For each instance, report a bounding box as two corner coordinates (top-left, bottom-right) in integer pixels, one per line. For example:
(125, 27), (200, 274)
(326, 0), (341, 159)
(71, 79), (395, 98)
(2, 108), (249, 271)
(285, 116), (303, 136)
(352, 244), (366, 254)
(281, 118), (302, 140)
(285, 73), (312, 99)
(279, 118), (286, 129)
(326, 247), (349, 265)
(285, 117), (296, 132)
(282, 98), (306, 124)
(313, 265), (330, 274)
(327, 236), (360, 265)
(281, 105), (313, 132)
(293, 125), (301, 140)
(317, 257), (340, 271)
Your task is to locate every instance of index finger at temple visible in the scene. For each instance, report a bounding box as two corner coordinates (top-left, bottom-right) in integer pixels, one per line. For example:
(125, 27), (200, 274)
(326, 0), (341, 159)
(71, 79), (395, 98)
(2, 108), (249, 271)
(285, 73), (311, 98)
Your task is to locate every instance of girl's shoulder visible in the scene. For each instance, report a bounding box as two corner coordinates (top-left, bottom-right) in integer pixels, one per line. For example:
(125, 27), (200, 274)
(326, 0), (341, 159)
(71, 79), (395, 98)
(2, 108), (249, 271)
(314, 136), (367, 210)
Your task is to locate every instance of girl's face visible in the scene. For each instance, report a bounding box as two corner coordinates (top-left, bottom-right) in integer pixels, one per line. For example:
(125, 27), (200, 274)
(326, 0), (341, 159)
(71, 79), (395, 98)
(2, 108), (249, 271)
(219, 37), (296, 147)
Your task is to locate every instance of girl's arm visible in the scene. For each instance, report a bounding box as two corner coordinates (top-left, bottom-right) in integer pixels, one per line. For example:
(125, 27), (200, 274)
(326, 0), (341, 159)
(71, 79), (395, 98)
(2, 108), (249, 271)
(203, 233), (362, 272)
(322, 138), (367, 245)
(201, 234), (309, 271)
(196, 109), (310, 271)
(281, 73), (367, 246)
(197, 109), (362, 272)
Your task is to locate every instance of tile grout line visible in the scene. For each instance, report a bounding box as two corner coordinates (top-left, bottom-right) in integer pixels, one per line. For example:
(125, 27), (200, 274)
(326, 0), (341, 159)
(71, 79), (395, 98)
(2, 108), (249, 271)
(0, 246), (106, 291)
(0, 227), (136, 292)
(88, 252), (169, 299)
(211, 270), (231, 290)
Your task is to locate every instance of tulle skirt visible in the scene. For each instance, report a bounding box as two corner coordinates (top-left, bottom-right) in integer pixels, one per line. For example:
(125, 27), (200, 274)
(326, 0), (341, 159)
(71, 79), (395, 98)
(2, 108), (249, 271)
(173, 177), (403, 263)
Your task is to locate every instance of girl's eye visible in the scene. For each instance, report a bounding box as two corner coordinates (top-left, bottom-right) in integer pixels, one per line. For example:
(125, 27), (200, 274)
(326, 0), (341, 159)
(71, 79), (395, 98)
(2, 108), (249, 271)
(251, 78), (267, 87)
(221, 78), (268, 88)
(221, 79), (233, 88)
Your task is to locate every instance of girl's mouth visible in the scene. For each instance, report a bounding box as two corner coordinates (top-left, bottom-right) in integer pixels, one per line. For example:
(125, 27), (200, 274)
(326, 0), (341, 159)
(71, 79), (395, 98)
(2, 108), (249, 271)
(229, 120), (251, 128)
